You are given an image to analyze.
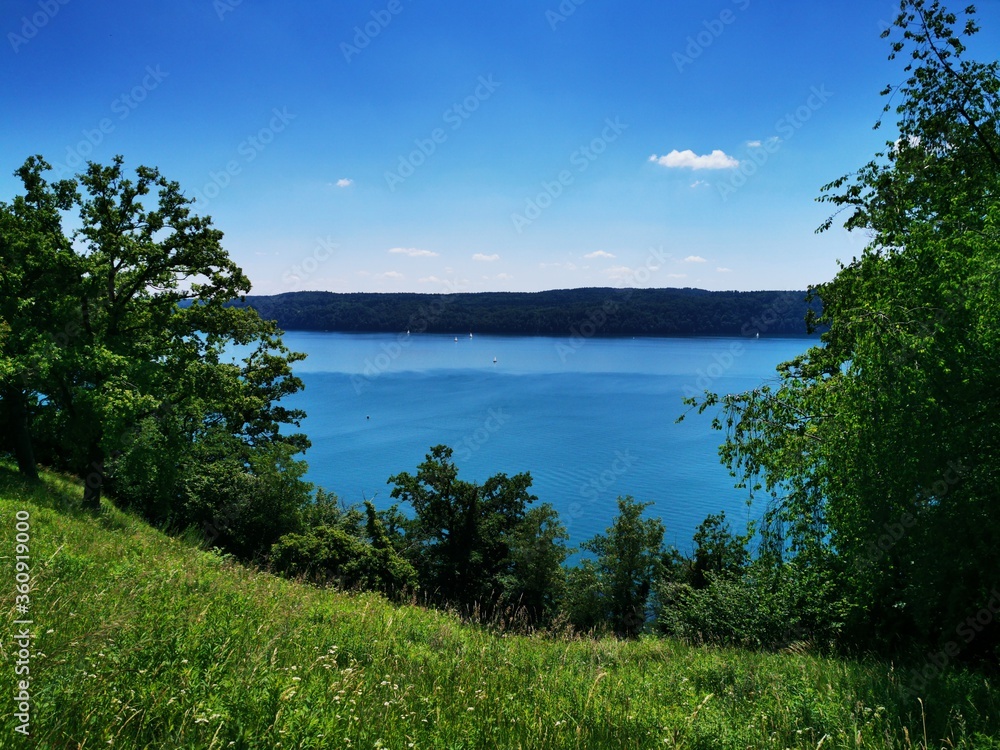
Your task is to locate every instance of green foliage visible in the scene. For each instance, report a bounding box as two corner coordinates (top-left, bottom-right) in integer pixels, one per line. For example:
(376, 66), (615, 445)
(500, 503), (571, 626)
(180, 440), (311, 561)
(689, 511), (748, 589)
(658, 560), (847, 651)
(6, 462), (1000, 749)
(568, 496), (666, 638)
(270, 527), (418, 598)
(234, 287), (820, 337)
(388, 445), (538, 617)
(686, 1), (1000, 658)
(0, 156), (78, 479)
(562, 559), (608, 635)
(0, 155), (312, 561)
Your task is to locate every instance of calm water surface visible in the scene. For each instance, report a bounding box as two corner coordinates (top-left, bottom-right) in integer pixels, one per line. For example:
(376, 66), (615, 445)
(279, 331), (811, 549)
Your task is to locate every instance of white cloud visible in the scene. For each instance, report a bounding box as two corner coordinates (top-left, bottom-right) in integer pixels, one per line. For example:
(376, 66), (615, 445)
(473, 253), (500, 262)
(418, 275), (445, 284)
(604, 265), (636, 281)
(381, 271), (404, 279)
(745, 140), (762, 148)
(539, 261), (578, 271)
(496, 272), (513, 280)
(716, 267), (733, 273)
(389, 247), (439, 258)
(684, 255), (707, 263)
(584, 250), (616, 259)
(649, 149), (739, 170)
(335, 178), (353, 187)
(690, 180), (708, 189)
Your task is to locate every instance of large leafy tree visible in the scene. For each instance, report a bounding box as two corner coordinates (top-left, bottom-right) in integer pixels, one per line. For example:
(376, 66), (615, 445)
(1, 156), (311, 558)
(688, 1), (1000, 655)
(0, 157), (78, 480)
(388, 445), (539, 616)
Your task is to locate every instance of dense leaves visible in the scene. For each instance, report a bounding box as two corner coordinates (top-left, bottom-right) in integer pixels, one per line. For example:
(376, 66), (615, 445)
(1, 155), (312, 558)
(688, 1), (1000, 660)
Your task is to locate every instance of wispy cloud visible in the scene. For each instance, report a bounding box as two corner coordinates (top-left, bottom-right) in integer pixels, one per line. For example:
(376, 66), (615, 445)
(495, 272), (513, 280)
(389, 247), (439, 258)
(381, 270), (404, 279)
(473, 253), (500, 262)
(690, 180), (708, 189)
(684, 255), (707, 263)
(649, 149), (739, 170)
(335, 178), (353, 187)
(745, 140), (762, 148)
(539, 261), (578, 271)
(584, 250), (616, 259)
(716, 267), (733, 273)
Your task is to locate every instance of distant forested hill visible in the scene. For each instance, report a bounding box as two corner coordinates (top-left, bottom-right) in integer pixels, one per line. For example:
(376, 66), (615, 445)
(229, 288), (820, 337)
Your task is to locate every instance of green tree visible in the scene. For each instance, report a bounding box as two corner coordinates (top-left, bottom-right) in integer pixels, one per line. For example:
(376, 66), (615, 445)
(0, 157), (78, 480)
(387, 445), (537, 615)
(500, 502), (570, 626)
(569, 496), (665, 638)
(1, 156), (312, 561)
(686, 1), (1000, 655)
(690, 511), (748, 589)
(269, 499), (418, 597)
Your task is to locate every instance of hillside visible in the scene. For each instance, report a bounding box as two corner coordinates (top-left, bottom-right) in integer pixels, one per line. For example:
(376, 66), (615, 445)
(2, 463), (998, 748)
(228, 288), (820, 337)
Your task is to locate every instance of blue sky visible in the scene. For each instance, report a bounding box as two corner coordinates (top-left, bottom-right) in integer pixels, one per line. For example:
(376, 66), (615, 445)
(4, 1), (1000, 295)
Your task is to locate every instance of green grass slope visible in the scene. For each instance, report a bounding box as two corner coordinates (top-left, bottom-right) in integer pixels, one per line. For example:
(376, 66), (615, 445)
(0, 463), (997, 749)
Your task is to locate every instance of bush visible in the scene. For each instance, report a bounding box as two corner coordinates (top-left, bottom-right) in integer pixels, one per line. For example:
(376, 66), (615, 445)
(270, 524), (417, 598)
(657, 563), (845, 650)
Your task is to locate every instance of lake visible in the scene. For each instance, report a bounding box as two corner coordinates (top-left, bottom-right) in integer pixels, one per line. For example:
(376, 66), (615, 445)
(279, 331), (811, 550)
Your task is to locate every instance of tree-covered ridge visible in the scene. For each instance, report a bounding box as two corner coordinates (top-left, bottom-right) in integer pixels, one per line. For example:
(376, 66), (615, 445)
(229, 287), (820, 337)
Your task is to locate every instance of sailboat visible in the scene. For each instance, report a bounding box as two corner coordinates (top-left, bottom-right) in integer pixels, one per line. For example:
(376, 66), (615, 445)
(493, 356), (497, 364)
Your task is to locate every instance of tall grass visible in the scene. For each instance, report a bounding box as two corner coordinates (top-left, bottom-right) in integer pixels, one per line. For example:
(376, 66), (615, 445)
(1, 462), (997, 749)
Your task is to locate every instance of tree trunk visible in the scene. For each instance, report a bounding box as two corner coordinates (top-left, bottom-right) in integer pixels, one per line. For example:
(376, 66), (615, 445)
(81, 443), (104, 510)
(3, 387), (38, 481)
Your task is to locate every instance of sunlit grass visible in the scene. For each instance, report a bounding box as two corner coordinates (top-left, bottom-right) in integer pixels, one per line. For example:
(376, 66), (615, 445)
(1, 461), (997, 749)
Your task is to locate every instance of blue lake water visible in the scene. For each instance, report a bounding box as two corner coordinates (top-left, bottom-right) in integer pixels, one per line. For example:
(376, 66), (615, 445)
(278, 331), (811, 550)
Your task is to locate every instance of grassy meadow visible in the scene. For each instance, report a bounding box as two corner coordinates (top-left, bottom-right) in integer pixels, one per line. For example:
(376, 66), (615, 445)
(1, 462), (998, 749)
